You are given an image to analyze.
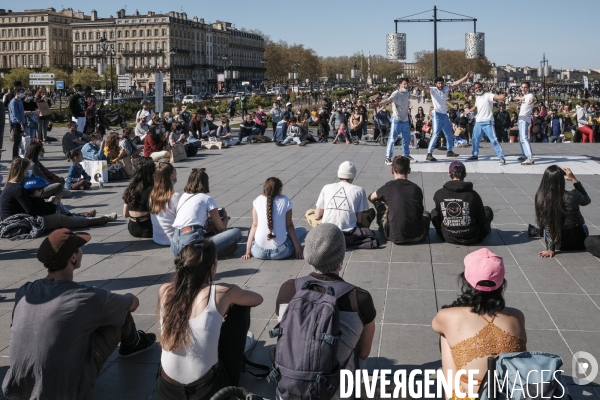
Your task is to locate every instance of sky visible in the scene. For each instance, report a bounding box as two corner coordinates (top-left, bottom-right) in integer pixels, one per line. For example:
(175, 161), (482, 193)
(18, 0), (599, 70)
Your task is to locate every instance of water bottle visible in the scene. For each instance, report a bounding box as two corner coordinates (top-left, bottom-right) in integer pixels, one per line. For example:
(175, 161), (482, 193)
(98, 177), (104, 188)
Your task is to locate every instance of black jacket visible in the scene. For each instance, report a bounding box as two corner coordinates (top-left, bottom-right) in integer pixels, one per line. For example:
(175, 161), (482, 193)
(433, 180), (487, 245)
(542, 182), (591, 251)
(494, 110), (511, 131)
(68, 94), (86, 118)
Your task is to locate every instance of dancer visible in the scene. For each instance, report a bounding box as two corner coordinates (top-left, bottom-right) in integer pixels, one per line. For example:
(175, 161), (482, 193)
(413, 71), (473, 161)
(514, 81), (536, 165)
(376, 78), (413, 165)
(464, 82), (507, 165)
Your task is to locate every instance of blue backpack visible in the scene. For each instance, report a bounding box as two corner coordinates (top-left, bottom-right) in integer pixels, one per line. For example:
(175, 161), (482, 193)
(479, 352), (570, 400)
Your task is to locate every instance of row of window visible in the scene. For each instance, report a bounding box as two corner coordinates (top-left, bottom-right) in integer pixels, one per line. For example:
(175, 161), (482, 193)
(1, 40), (47, 51)
(1, 16), (45, 23)
(0, 54), (47, 68)
(0, 27), (46, 37)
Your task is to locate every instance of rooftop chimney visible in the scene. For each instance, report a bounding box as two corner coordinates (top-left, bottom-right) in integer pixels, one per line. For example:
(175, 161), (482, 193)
(193, 16), (198, 22)
(91, 10), (97, 21)
(116, 9), (125, 18)
(148, 11), (154, 16)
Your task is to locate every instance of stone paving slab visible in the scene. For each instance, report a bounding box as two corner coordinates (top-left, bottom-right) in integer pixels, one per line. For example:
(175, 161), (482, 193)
(0, 125), (599, 399)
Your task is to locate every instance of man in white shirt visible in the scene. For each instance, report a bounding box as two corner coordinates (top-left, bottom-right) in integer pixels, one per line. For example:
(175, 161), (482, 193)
(136, 102), (154, 124)
(514, 81), (536, 165)
(376, 78), (413, 165)
(464, 82), (507, 165)
(414, 71), (473, 161)
(310, 161), (379, 249)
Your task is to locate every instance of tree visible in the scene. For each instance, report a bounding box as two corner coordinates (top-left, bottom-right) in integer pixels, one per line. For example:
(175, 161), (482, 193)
(414, 49), (492, 81)
(3, 67), (33, 89)
(263, 39), (322, 86)
(42, 66), (71, 88)
(72, 68), (102, 89)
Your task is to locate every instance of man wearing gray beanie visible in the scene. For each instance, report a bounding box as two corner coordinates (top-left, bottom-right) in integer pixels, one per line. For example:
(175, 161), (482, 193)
(275, 223), (376, 373)
(305, 161), (380, 249)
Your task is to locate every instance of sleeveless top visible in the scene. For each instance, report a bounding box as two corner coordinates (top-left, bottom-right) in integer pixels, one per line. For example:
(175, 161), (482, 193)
(450, 314), (526, 371)
(160, 284), (223, 384)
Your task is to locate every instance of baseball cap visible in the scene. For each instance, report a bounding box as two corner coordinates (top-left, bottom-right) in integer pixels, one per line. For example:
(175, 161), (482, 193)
(24, 176), (49, 190)
(37, 229), (91, 270)
(449, 161), (466, 174)
(464, 248), (505, 291)
(286, 102), (292, 106)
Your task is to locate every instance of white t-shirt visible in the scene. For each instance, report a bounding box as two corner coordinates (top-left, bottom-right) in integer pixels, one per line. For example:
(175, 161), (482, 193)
(172, 193), (217, 229)
(253, 195), (293, 250)
(316, 182), (368, 232)
(519, 93), (535, 119)
(429, 86), (449, 113)
(150, 192), (181, 246)
(474, 93), (495, 122)
(389, 90), (410, 122)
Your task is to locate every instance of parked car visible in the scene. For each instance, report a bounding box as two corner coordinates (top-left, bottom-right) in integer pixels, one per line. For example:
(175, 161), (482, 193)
(199, 92), (213, 100)
(181, 95), (201, 104)
(141, 96), (155, 104)
(173, 93), (183, 103)
(103, 98), (135, 106)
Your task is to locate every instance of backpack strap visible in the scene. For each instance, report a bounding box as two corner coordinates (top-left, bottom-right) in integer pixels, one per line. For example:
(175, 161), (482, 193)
(294, 276), (355, 300)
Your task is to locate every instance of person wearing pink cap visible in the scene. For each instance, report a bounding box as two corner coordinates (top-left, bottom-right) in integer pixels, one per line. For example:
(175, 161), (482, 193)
(432, 248), (527, 397)
(430, 161), (494, 245)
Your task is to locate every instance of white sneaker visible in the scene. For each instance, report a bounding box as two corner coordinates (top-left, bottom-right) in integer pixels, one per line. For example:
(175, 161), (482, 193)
(384, 157), (392, 166)
(521, 158), (535, 165)
(105, 212), (118, 221)
(498, 158), (506, 165)
(244, 331), (256, 355)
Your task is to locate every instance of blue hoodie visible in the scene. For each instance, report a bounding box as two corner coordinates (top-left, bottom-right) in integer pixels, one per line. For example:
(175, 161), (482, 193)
(81, 142), (105, 161)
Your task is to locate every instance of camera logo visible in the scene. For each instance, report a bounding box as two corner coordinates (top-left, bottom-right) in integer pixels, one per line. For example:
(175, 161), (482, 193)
(572, 351), (598, 385)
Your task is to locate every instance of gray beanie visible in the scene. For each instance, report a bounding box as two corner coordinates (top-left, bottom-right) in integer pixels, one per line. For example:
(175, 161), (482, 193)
(304, 223), (346, 274)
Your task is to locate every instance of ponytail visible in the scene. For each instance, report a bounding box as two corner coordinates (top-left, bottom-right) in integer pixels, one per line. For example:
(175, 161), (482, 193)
(262, 177), (283, 241)
(68, 149), (81, 162)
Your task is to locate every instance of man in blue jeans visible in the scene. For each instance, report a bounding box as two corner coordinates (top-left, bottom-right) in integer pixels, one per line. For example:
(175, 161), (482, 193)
(376, 78), (414, 165)
(514, 81), (536, 165)
(465, 82), (507, 165)
(8, 88), (26, 160)
(413, 72), (473, 161)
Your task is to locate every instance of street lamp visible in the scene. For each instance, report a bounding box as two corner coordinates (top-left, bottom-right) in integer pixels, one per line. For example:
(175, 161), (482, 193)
(539, 53), (550, 106)
(260, 60), (267, 90)
(288, 62), (301, 95)
(351, 59), (361, 100)
(169, 47), (177, 95)
(99, 36), (116, 104)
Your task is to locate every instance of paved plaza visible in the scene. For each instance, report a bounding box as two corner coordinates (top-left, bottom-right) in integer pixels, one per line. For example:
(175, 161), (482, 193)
(1, 123), (600, 399)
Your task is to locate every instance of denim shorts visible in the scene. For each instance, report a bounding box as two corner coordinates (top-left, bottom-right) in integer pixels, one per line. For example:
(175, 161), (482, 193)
(251, 237), (294, 260)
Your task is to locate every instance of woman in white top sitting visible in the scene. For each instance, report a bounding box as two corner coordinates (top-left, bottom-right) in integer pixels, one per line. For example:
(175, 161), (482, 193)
(149, 162), (181, 246)
(242, 177), (305, 260)
(170, 168), (242, 257)
(157, 240), (263, 399)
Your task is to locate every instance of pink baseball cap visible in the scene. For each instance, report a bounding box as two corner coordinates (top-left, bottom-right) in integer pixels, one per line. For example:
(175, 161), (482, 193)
(464, 248), (505, 291)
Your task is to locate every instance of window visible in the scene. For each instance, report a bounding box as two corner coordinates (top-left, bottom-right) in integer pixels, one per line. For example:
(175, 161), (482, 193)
(162, 29), (166, 36)
(154, 29), (158, 36)
(82, 44), (87, 52)
(82, 58), (87, 66)
(125, 43), (129, 50)
(35, 55), (39, 65)
(28, 41), (32, 50)
(96, 32), (101, 39)
(34, 41), (38, 50)
(41, 55), (46, 65)
(8, 30), (12, 37)
(21, 29), (26, 37)
(155, 42), (159, 50)
(133, 43), (136, 51)
(15, 55), (18, 66)
(117, 30), (122, 38)
(34, 28), (38, 36)
(58, 29), (63, 37)
(139, 42), (143, 51)
(162, 41), (166, 50)
(22, 55), (26, 66)
(118, 43), (123, 52)
(110, 31), (114, 39)
(82, 32), (86, 40)
(40, 28), (45, 36)
(9, 42), (13, 50)
(15, 42), (19, 50)
(1, 30), (5, 38)
(52, 41), (56, 50)
(147, 42), (151, 51)
(75, 32), (79, 40)
(125, 31), (129, 38)
(53, 28), (57, 36)
(76, 45), (80, 52)
(132, 30), (136, 37)
(27, 29), (31, 36)
(1, 43), (5, 51)
(41, 41), (46, 50)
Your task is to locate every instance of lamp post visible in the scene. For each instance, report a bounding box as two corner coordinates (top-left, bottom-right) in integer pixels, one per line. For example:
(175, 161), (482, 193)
(540, 53), (549, 106)
(260, 59), (267, 91)
(99, 37), (116, 105)
(351, 59), (361, 100)
(169, 47), (177, 95)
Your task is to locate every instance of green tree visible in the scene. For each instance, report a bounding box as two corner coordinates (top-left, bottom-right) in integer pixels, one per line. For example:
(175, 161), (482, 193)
(414, 49), (492, 81)
(3, 67), (33, 89)
(42, 66), (72, 88)
(72, 68), (102, 89)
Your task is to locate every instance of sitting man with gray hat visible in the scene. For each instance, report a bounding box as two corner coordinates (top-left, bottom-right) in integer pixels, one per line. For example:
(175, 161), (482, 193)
(305, 161), (379, 249)
(2, 229), (156, 399)
(275, 223), (376, 373)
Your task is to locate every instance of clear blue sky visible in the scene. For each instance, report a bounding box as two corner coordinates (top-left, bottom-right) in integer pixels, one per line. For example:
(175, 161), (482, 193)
(20, 0), (598, 70)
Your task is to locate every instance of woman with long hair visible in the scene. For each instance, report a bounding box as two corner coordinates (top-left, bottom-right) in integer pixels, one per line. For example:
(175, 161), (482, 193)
(34, 88), (52, 143)
(414, 106), (426, 133)
(171, 168), (242, 257)
(24, 142), (66, 198)
(119, 127), (141, 157)
(156, 240), (263, 399)
(533, 166), (591, 258)
(122, 158), (156, 238)
(104, 131), (126, 163)
(150, 162), (180, 246)
(143, 124), (169, 161)
(432, 248), (527, 398)
(242, 177), (305, 260)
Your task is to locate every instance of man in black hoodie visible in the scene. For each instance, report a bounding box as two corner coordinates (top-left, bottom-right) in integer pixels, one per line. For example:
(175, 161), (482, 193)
(430, 161), (493, 245)
(68, 84), (87, 134)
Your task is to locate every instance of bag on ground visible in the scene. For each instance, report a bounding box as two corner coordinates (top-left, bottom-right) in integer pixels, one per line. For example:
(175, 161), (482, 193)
(81, 160), (108, 183)
(170, 143), (187, 163)
(19, 135), (31, 157)
(185, 143), (198, 157)
(268, 277), (354, 400)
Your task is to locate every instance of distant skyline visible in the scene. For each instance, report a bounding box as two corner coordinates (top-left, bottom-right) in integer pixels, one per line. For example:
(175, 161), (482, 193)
(15, 0), (599, 70)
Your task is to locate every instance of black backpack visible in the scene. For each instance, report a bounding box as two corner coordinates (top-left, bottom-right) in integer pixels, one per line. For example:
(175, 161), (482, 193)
(185, 143), (198, 157)
(268, 277), (354, 400)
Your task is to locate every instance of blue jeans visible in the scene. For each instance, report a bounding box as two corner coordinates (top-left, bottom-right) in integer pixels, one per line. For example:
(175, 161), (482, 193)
(171, 225), (242, 256)
(250, 227), (306, 260)
(518, 118), (533, 159)
(25, 126), (37, 141)
(239, 127), (261, 142)
(472, 121), (505, 159)
(281, 136), (300, 145)
(386, 119), (411, 159)
(428, 112), (454, 153)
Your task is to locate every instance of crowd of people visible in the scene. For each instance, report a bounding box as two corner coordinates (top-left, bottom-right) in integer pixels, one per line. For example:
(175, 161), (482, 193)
(0, 77), (598, 400)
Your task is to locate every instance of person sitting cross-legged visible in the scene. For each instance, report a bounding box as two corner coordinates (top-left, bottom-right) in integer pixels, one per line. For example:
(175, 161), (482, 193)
(430, 161), (494, 245)
(306, 161), (379, 249)
(368, 156), (430, 244)
(1, 229), (156, 399)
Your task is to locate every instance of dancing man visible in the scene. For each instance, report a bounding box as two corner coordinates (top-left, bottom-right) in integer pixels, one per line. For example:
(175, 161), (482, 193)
(413, 71), (473, 161)
(464, 82), (507, 165)
(514, 81), (536, 165)
(376, 78), (413, 165)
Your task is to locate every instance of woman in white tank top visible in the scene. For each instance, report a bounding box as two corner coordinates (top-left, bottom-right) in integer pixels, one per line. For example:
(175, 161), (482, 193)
(156, 239), (263, 400)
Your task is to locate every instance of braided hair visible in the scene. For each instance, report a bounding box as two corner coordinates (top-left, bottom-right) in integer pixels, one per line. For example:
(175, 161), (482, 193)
(263, 177), (283, 240)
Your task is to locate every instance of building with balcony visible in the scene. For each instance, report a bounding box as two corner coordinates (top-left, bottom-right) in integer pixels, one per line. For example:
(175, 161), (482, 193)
(0, 7), (89, 76)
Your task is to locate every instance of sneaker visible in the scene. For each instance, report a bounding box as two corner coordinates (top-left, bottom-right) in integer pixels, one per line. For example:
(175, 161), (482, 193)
(244, 331), (256, 356)
(384, 157), (392, 166)
(518, 156), (526, 161)
(446, 151), (459, 157)
(426, 153), (437, 162)
(528, 224), (541, 238)
(119, 330), (157, 358)
(275, 141), (284, 147)
(405, 155), (416, 162)
(299, 140), (308, 146)
(467, 156), (478, 161)
(521, 158), (535, 165)
(498, 158), (506, 165)
(105, 212), (118, 221)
